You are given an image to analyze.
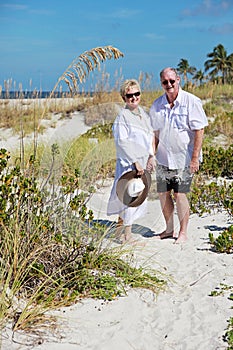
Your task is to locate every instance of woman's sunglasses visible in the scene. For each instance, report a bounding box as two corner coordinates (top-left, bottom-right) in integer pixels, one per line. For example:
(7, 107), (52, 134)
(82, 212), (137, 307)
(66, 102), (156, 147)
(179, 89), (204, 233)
(162, 79), (176, 85)
(125, 91), (141, 99)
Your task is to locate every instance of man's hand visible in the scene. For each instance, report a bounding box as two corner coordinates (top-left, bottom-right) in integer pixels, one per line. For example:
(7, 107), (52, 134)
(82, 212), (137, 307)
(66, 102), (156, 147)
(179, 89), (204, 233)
(190, 158), (199, 173)
(146, 155), (156, 173)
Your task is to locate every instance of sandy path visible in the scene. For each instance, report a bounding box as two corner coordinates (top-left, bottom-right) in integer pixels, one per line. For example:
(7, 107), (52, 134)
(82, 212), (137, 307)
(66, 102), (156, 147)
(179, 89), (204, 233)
(0, 111), (91, 152)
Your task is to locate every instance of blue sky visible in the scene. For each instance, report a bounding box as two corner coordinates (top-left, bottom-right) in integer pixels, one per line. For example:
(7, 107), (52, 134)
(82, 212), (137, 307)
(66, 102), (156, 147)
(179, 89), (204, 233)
(1, 0), (233, 92)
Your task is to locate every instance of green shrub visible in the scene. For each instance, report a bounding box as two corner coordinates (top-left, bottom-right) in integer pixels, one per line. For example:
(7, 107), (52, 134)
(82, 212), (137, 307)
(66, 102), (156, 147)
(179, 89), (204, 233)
(189, 143), (233, 256)
(201, 145), (233, 178)
(209, 284), (233, 349)
(189, 176), (233, 217)
(224, 318), (233, 350)
(209, 225), (233, 254)
(0, 147), (165, 332)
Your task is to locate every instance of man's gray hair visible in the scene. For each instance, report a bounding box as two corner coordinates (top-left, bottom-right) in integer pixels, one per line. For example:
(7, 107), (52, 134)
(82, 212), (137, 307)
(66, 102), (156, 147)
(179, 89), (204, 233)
(160, 67), (179, 79)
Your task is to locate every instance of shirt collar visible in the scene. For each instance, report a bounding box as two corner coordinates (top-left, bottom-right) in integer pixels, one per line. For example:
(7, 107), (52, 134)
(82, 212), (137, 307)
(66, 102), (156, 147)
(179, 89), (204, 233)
(162, 87), (182, 107)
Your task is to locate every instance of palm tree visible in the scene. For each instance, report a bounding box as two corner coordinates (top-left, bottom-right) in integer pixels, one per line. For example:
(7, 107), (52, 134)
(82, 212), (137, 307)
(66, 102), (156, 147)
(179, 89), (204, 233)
(177, 59), (196, 85)
(204, 44), (232, 84)
(227, 53), (233, 83)
(193, 69), (205, 86)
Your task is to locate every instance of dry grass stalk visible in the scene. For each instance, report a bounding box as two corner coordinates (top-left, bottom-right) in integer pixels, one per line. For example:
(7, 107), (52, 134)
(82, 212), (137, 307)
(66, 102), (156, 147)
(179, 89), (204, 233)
(51, 45), (124, 97)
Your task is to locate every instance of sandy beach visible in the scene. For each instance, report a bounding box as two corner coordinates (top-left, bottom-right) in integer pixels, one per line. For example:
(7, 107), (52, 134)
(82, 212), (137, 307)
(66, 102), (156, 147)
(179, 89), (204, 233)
(2, 177), (232, 350)
(0, 110), (91, 152)
(1, 112), (232, 350)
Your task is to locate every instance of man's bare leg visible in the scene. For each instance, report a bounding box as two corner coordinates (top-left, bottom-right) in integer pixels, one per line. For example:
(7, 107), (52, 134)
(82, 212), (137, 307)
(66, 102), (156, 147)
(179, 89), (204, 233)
(174, 193), (189, 243)
(157, 191), (175, 239)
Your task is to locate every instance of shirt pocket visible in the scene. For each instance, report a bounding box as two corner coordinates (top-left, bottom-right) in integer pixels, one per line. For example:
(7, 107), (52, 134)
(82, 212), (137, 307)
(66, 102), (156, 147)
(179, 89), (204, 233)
(172, 108), (189, 130)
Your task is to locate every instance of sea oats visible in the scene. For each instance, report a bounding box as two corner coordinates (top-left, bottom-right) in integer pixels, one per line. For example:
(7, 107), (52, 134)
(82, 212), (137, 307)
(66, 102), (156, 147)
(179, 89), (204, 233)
(51, 45), (124, 96)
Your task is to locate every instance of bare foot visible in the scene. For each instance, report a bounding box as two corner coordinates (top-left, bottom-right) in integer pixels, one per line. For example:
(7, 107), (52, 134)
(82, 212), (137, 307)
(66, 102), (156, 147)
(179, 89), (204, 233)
(155, 231), (175, 240)
(124, 226), (132, 241)
(115, 224), (124, 240)
(115, 225), (132, 244)
(115, 234), (144, 246)
(174, 232), (188, 244)
(124, 237), (146, 247)
(117, 228), (145, 247)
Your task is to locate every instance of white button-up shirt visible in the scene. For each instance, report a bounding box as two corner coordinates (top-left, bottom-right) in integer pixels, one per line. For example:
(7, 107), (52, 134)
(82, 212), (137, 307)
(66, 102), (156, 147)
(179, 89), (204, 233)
(107, 106), (154, 224)
(149, 88), (208, 169)
(113, 107), (154, 167)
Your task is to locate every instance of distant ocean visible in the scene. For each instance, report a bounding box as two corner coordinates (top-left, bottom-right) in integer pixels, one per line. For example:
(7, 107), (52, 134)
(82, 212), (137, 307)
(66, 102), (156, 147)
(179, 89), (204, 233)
(0, 91), (91, 99)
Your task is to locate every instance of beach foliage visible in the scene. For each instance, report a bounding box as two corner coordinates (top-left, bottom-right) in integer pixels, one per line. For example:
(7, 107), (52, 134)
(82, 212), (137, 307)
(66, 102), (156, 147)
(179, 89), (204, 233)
(209, 284), (233, 349)
(63, 122), (115, 185)
(224, 316), (233, 350)
(0, 147), (165, 334)
(201, 145), (233, 178)
(209, 225), (233, 254)
(189, 172), (233, 217)
(188, 144), (233, 254)
(209, 283), (233, 297)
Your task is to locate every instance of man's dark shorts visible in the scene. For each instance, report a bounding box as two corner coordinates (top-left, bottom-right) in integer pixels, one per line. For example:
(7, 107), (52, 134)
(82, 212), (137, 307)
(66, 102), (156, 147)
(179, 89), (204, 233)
(156, 164), (194, 193)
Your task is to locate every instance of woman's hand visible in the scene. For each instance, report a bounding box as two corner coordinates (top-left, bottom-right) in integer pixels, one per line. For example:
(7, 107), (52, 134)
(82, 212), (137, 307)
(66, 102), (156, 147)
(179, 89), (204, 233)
(134, 161), (144, 176)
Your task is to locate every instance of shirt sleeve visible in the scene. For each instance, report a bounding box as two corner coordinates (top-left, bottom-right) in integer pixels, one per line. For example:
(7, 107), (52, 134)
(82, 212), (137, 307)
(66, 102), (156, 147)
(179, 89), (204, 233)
(189, 97), (208, 130)
(113, 115), (139, 164)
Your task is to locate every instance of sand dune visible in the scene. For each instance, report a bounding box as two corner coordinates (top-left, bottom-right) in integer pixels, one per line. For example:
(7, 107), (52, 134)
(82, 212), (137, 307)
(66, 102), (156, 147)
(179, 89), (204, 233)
(3, 182), (232, 350)
(0, 111), (91, 152)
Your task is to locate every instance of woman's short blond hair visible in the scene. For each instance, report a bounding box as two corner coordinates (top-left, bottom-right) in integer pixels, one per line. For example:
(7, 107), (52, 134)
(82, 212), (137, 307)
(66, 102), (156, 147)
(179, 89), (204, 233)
(120, 79), (141, 98)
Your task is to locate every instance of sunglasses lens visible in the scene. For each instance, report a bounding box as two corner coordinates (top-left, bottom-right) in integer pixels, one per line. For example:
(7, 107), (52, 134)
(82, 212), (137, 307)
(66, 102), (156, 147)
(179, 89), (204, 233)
(126, 91), (141, 98)
(162, 79), (176, 85)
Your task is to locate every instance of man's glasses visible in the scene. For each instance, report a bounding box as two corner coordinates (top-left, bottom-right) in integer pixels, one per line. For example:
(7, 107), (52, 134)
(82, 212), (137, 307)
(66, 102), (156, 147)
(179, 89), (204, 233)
(162, 79), (176, 85)
(125, 91), (141, 99)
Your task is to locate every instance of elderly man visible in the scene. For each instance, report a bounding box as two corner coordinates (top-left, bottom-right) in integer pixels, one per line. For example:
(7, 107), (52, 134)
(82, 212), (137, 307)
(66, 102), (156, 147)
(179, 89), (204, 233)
(149, 67), (208, 243)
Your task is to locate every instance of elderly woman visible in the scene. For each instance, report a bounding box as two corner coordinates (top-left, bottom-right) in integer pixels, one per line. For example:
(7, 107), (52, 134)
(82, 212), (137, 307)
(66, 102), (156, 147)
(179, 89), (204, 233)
(107, 79), (155, 243)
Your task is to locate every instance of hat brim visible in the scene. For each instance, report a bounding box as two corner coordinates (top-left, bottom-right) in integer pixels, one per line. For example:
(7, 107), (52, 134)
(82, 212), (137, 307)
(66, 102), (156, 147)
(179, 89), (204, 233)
(116, 170), (151, 207)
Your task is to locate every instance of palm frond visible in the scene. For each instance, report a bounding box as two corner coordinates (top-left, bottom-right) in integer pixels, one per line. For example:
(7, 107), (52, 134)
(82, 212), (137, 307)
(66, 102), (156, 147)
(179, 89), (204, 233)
(52, 45), (124, 95)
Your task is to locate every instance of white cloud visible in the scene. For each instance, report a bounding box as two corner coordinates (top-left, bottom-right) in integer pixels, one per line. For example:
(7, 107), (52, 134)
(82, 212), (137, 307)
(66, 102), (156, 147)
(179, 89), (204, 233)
(29, 9), (54, 16)
(208, 22), (233, 34)
(143, 33), (165, 40)
(0, 3), (54, 16)
(82, 8), (141, 21)
(110, 9), (141, 19)
(182, 0), (233, 17)
(0, 3), (27, 10)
